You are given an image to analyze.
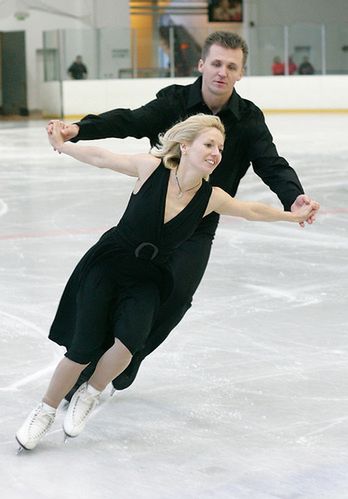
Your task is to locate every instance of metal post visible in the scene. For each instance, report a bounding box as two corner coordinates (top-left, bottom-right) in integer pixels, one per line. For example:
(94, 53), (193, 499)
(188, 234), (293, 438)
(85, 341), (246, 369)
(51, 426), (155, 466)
(169, 25), (175, 78)
(284, 25), (289, 76)
(132, 29), (138, 78)
(242, 0), (250, 75)
(321, 24), (327, 75)
(96, 28), (101, 79)
(57, 29), (64, 118)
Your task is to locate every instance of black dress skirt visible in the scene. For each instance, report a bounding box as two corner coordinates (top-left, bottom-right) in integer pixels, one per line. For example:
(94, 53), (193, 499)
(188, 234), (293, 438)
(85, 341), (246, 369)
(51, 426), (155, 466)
(49, 163), (212, 364)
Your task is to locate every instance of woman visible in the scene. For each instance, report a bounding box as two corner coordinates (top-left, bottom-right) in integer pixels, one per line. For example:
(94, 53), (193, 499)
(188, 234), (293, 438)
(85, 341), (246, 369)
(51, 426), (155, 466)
(15, 115), (318, 451)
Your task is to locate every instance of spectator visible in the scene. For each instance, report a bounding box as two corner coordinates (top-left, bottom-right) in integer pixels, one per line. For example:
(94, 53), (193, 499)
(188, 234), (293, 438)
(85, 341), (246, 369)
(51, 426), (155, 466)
(298, 56), (315, 75)
(287, 56), (297, 75)
(272, 56), (284, 75)
(68, 55), (88, 80)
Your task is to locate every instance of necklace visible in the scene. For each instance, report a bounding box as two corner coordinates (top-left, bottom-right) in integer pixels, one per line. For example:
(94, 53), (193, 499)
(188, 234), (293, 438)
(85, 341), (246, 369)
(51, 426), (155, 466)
(174, 168), (201, 199)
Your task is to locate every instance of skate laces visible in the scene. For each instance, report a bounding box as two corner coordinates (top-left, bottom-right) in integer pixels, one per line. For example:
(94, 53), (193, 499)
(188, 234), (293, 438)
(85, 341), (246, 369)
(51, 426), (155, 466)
(29, 404), (55, 438)
(71, 385), (100, 424)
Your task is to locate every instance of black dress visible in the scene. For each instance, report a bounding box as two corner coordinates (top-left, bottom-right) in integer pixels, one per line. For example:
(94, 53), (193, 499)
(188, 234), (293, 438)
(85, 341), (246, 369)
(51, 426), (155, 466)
(49, 163), (212, 364)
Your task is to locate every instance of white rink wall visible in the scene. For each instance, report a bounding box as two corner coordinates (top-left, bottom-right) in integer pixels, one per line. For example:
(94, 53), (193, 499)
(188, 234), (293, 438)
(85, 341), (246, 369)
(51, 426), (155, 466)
(42, 75), (348, 119)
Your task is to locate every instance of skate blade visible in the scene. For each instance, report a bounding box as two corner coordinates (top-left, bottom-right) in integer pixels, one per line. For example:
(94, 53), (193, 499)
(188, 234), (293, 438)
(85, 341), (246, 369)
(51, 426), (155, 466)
(16, 445), (25, 455)
(15, 436), (29, 455)
(110, 387), (116, 397)
(63, 430), (78, 443)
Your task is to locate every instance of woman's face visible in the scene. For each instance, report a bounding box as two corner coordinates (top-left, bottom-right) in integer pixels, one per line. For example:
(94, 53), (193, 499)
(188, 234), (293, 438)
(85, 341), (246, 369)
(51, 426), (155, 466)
(183, 127), (224, 175)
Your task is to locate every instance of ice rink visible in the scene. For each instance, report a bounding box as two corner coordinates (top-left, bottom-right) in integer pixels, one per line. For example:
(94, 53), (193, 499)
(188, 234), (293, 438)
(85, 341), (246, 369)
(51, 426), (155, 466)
(1, 113), (348, 499)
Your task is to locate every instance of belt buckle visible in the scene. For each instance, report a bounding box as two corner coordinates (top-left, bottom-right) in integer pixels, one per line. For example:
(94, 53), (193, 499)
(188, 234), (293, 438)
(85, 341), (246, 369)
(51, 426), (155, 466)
(134, 242), (159, 261)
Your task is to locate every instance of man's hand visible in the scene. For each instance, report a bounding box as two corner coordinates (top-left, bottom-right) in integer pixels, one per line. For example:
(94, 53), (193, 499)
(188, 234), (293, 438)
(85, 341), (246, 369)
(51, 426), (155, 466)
(291, 194), (320, 227)
(46, 120), (79, 142)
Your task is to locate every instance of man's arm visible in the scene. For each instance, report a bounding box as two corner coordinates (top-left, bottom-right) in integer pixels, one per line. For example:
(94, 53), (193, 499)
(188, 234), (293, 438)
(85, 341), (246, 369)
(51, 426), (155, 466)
(244, 106), (319, 225)
(248, 108), (304, 211)
(64, 95), (178, 145)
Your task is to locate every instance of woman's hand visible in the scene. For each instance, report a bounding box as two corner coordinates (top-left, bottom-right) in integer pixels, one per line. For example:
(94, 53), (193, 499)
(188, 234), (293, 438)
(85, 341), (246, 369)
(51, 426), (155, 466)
(292, 199), (320, 224)
(47, 120), (79, 142)
(291, 194), (320, 227)
(47, 121), (65, 153)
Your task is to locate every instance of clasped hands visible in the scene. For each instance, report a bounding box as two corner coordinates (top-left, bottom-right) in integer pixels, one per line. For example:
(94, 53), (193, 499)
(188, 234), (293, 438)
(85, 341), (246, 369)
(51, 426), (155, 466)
(291, 194), (320, 227)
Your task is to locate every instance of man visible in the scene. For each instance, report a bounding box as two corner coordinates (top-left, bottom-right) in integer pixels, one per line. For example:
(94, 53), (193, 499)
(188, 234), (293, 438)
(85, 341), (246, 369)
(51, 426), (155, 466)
(298, 56), (315, 75)
(67, 55), (88, 80)
(51, 31), (319, 398)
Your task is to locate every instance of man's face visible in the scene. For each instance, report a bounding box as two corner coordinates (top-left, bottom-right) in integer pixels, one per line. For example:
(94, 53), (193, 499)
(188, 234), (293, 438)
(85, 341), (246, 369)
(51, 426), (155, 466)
(198, 44), (244, 99)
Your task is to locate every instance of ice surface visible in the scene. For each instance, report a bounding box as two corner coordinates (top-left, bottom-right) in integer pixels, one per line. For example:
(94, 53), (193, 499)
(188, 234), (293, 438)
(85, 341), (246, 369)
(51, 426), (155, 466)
(0, 114), (347, 499)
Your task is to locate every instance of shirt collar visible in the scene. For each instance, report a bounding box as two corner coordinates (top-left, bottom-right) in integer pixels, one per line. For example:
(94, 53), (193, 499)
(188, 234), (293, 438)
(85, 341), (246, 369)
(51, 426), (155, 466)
(188, 76), (242, 120)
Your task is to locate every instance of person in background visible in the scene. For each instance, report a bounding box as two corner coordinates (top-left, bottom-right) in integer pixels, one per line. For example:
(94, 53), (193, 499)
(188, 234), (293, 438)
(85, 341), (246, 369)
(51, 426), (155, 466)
(298, 56), (315, 75)
(287, 56), (297, 75)
(272, 56), (285, 75)
(48, 31), (320, 400)
(68, 55), (88, 80)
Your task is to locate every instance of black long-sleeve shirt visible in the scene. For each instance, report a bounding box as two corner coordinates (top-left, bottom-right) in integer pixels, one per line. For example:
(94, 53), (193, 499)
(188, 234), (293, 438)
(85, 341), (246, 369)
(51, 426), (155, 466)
(74, 77), (304, 210)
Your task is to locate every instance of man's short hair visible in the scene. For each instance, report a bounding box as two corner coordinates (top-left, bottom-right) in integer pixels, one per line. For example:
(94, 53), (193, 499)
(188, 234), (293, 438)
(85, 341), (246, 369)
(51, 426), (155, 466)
(201, 31), (249, 67)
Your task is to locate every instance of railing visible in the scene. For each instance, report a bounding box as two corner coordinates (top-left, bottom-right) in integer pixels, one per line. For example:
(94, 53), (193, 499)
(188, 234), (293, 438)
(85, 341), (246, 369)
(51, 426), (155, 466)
(42, 22), (348, 81)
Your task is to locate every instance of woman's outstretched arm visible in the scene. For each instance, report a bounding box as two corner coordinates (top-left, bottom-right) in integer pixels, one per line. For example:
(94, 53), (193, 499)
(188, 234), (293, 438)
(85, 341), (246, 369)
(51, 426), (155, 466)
(210, 187), (319, 224)
(48, 121), (158, 177)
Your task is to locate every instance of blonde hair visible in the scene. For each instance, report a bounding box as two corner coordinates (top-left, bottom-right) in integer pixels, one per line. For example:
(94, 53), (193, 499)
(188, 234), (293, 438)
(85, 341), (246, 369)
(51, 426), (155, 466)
(151, 114), (225, 170)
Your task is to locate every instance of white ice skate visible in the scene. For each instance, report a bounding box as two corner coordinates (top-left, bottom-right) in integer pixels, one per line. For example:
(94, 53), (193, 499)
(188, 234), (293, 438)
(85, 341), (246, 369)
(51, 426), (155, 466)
(63, 382), (101, 438)
(16, 402), (56, 451)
